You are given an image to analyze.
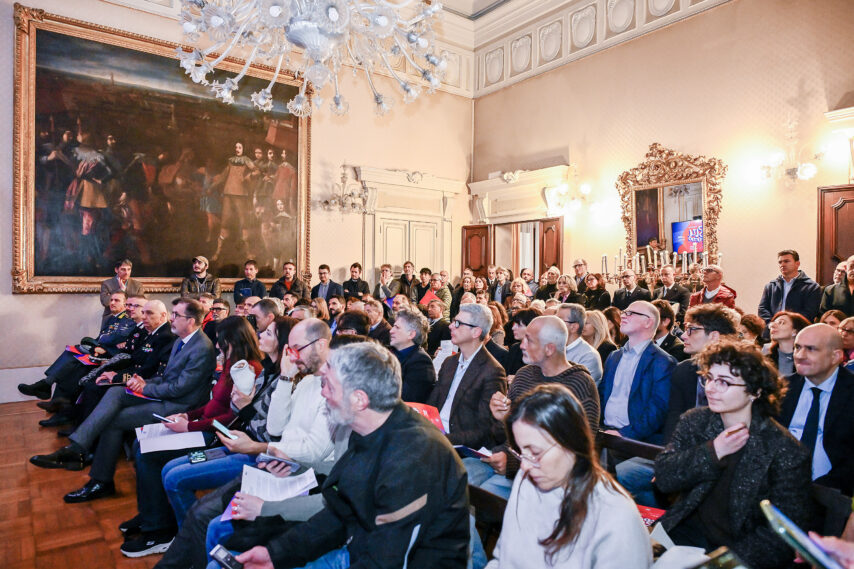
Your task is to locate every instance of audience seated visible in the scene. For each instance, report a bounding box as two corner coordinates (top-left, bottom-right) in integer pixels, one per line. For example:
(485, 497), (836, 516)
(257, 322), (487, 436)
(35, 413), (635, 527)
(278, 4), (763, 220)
(534, 266), (560, 301)
(758, 249), (822, 326)
(554, 273), (586, 305)
(503, 307), (542, 376)
(389, 308), (436, 403)
(651, 299), (688, 362)
(486, 384), (651, 569)
(335, 310), (370, 336)
(603, 306), (627, 346)
(583, 272), (612, 311)
(841, 316), (854, 367)
(655, 340), (813, 569)
(451, 275), (475, 319)
(364, 299), (391, 345)
(738, 313), (766, 346)
(427, 303), (507, 450)
(426, 299), (452, 356)
(558, 303), (603, 384)
(426, 272), (452, 318)
(779, 324), (854, 495)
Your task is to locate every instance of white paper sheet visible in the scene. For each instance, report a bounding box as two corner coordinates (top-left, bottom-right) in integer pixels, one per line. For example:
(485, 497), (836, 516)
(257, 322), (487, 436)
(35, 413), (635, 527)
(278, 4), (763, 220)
(240, 465), (318, 502)
(433, 340), (457, 373)
(135, 422), (206, 453)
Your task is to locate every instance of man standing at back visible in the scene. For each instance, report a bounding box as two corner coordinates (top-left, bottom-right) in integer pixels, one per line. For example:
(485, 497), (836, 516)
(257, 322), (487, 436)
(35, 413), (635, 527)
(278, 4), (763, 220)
(311, 264), (344, 302)
(179, 256), (221, 298)
(599, 300), (676, 443)
(342, 262), (371, 300)
(688, 264), (735, 308)
(236, 342), (469, 569)
(758, 249), (822, 326)
(271, 261), (310, 301)
(100, 258), (144, 325)
(820, 255), (854, 317)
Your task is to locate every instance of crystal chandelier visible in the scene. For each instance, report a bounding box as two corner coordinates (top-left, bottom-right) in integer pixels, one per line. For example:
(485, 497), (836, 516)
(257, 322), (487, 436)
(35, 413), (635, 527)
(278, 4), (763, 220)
(176, 0), (447, 118)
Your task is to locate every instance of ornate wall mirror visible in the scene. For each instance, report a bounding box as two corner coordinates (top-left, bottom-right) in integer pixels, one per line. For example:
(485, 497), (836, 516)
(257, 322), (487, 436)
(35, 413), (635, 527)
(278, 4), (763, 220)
(616, 143), (727, 263)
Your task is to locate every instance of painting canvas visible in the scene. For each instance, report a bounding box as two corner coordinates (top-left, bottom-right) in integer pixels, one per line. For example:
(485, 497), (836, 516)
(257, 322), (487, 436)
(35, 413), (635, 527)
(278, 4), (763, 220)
(13, 6), (310, 293)
(634, 187), (660, 249)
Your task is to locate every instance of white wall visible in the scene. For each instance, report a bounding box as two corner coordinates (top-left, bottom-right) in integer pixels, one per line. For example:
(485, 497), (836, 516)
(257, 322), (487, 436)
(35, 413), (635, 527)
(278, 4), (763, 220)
(0, 0), (472, 400)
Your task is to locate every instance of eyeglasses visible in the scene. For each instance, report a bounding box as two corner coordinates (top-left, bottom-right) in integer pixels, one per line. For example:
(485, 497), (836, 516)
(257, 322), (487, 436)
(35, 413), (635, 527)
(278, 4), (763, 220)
(839, 327), (854, 335)
(452, 319), (479, 329)
(620, 310), (651, 319)
(170, 312), (192, 320)
(125, 303), (142, 309)
(698, 374), (747, 392)
(506, 443), (558, 468)
(211, 307), (228, 312)
(684, 325), (707, 336)
(286, 337), (321, 358)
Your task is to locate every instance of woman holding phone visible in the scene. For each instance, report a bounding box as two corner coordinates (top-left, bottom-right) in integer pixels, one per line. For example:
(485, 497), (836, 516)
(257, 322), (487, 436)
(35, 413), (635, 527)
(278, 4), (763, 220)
(486, 384), (652, 568)
(654, 340), (813, 569)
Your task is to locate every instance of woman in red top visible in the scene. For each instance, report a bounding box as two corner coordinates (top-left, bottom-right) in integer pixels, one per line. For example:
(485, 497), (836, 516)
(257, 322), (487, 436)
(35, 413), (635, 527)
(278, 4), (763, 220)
(121, 316), (262, 555)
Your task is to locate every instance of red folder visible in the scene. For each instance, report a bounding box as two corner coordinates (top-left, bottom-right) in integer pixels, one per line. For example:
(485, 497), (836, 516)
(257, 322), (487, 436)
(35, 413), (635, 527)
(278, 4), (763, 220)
(419, 289), (439, 306)
(405, 402), (445, 433)
(636, 505), (666, 527)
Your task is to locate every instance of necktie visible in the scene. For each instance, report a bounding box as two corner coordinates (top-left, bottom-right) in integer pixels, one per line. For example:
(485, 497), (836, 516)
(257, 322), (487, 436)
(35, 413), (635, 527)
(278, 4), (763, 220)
(799, 387), (822, 454)
(175, 340), (185, 354)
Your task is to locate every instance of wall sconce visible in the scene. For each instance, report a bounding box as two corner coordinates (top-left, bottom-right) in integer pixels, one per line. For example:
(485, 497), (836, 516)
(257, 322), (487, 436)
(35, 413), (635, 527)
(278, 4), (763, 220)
(759, 116), (823, 184)
(315, 165), (369, 213)
(825, 99), (854, 183)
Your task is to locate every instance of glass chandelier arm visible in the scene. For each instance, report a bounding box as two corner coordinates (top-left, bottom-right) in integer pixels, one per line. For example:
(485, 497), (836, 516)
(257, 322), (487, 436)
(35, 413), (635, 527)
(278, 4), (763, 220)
(378, 51), (406, 84)
(208, 18), (254, 67)
(232, 45), (259, 83)
(265, 52), (286, 90)
(393, 34), (427, 75)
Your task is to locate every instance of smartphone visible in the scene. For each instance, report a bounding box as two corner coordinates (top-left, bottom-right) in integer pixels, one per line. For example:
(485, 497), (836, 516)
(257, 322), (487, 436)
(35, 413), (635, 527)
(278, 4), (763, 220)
(152, 413), (176, 423)
(255, 452), (300, 471)
(212, 419), (239, 440)
(188, 450), (207, 464)
(210, 544), (243, 569)
(760, 500), (844, 569)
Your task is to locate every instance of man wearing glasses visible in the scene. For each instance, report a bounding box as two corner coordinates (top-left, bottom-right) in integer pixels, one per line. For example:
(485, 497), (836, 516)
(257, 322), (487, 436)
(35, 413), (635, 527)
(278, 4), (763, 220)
(599, 301), (676, 444)
(687, 264), (736, 309)
(612, 269), (653, 311)
(819, 255), (854, 317)
(30, 298), (216, 504)
(426, 303), (507, 452)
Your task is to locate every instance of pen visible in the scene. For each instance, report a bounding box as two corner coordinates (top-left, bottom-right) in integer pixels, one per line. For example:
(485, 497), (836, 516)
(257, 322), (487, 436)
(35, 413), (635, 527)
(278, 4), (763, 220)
(726, 425), (746, 437)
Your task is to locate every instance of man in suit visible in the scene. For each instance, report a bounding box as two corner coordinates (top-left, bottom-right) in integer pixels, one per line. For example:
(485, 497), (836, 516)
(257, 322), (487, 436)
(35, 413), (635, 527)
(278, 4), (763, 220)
(426, 303), (507, 450)
(599, 300), (676, 443)
(365, 299), (392, 345)
(100, 258), (145, 325)
(426, 299), (452, 356)
(651, 299), (688, 362)
(654, 264), (691, 323)
(780, 324), (854, 495)
(310, 263), (344, 302)
(30, 298), (216, 503)
(389, 308), (436, 403)
(758, 249), (822, 327)
(572, 258), (590, 294)
(612, 269), (653, 311)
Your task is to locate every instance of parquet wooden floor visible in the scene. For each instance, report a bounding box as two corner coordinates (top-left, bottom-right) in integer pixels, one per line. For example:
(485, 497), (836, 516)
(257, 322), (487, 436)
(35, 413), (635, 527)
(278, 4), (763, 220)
(0, 401), (162, 568)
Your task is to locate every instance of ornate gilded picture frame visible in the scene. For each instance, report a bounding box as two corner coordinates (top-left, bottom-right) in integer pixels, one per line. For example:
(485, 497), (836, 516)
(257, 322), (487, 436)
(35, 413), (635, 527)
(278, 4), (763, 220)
(12, 4), (311, 293)
(616, 143), (727, 263)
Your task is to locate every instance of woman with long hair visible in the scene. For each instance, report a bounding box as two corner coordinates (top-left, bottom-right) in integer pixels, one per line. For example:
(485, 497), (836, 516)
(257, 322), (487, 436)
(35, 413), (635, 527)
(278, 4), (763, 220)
(310, 297), (331, 324)
(602, 307), (627, 346)
(486, 384), (652, 568)
(451, 275), (475, 319)
(655, 340), (812, 568)
(504, 307), (543, 376)
(762, 311), (810, 375)
(582, 310), (619, 364)
(582, 273), (611, 311)
(122, 316), (265, 556)
(820, 309), (847, 329)
(488, 301), (509, 346)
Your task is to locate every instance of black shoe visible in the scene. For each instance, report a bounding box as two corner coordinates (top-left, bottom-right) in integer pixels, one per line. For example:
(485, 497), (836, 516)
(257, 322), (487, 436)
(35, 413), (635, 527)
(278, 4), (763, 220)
(119, 514), (143, 535)
(18, 379), (51, 400)
(39, 414), (72, 427)
(63, 479), (116, 503)
(29, 445), (87, 470)
(36, 398), (70, 413)
(57, 427), (74, 438)
(120, 530), (174, 557)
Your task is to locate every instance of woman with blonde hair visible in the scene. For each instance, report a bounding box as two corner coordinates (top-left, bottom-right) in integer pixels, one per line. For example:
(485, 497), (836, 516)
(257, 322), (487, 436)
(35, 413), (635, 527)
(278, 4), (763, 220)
(555, 274), (586, 305)
(309, 297), (331, 324)
(582, 310), (619, 364)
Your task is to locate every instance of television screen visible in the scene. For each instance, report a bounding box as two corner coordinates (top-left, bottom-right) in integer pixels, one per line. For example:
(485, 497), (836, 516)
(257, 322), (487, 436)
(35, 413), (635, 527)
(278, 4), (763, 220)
(672, 219), (704, 254)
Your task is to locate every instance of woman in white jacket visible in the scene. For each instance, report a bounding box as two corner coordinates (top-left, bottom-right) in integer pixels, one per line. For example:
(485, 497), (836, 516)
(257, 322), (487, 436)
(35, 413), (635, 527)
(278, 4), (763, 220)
(486, 384), (652, 569)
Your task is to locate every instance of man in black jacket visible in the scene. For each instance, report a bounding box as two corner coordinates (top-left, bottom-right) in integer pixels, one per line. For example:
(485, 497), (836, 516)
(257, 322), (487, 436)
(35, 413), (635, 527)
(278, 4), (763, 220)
(820, 255), (854, 317)
(651, 299), (688, 362)
(654, 264), (691, 323)
(612, 269), (652, 310)
(270, 261), (310, 300)
(389, 308), (436, 403)
(780, 324), (854, 495)
(342, 262), (371, 300)
(758, 249), (822, 325)
(232, 259), (267, 306)
(236, 341), (469, 569)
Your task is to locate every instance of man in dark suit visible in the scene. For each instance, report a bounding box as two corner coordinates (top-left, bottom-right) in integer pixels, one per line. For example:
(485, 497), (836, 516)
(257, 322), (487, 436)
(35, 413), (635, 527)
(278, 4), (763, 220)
(654, 264), (691, 323)
(389, 308), (436, 403)
(572, 258), (590, 294)
(30, 298), (217, 503)
(651, 299), (688, 362)
(426, 300), (452, 356)
(427, 303), (507, 450)
(780, 324), (854, 495)
(100, 259), (145, 325)
(310, 263), (344, 302)
(365, 299), (392, 345)
(612, 269), (653, 311)
(599, 300), (676, 444)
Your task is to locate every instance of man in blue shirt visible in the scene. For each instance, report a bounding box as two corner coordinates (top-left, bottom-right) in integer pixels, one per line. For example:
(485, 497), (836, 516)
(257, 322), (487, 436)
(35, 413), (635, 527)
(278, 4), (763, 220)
(232, 259), (267, 306)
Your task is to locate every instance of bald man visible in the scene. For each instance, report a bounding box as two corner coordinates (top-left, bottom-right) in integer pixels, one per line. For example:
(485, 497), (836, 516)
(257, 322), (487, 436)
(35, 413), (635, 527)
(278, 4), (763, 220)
(779, 324), (854, 494)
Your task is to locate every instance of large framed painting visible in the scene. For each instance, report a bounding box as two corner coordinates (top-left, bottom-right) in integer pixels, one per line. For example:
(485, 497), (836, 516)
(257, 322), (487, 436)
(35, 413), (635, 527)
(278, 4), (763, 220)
(12, 4), (311, 293)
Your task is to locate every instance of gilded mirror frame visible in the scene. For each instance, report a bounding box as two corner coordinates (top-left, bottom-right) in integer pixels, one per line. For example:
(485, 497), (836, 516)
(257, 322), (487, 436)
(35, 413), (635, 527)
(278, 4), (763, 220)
(616, 143), (727, 262)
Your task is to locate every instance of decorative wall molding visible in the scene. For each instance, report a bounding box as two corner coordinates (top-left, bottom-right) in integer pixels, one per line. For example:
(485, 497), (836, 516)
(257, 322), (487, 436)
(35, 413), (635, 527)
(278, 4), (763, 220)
(468, 165), (572, 224)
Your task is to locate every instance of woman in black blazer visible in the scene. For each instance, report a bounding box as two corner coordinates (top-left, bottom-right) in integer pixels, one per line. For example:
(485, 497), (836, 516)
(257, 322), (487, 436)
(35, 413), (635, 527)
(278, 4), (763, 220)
(654, 340), (812, 569)
(582, 273), (611, 311)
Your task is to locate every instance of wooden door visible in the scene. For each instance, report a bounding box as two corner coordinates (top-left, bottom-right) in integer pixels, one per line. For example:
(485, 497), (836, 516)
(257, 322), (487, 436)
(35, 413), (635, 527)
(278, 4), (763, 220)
(818, 185), (854, 285)
(462, 225), (491, 277)
(410, 221), (439, 272)
(378, 217), (410, 273)
(539, 217), (563, 275)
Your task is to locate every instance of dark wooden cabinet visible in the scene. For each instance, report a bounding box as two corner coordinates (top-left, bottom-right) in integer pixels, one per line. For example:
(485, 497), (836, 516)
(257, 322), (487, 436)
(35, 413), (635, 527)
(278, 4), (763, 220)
(817, 185), (854, 285)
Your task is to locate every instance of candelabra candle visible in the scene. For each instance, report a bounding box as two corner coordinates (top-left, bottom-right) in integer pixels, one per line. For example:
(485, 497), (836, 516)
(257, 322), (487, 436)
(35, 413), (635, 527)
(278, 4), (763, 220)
(682, 251), (687, 273)
(692, 242), (698, 264)
(702, 251), (709, 267)
(602, 255), (608, 275)
(646, 245), (653, 267)
(614, 255), (618, 274)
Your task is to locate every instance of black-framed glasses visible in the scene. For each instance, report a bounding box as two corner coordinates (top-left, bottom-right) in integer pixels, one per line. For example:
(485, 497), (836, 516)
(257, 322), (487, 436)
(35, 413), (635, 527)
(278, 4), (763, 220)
(287, 337), (321, 358)
(452, 319), (479, 329)
(684, 325), (707, 336)
(698, 374), (747, 391)
(620, 310), (651, 319)
(170, 312), (191, 320)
